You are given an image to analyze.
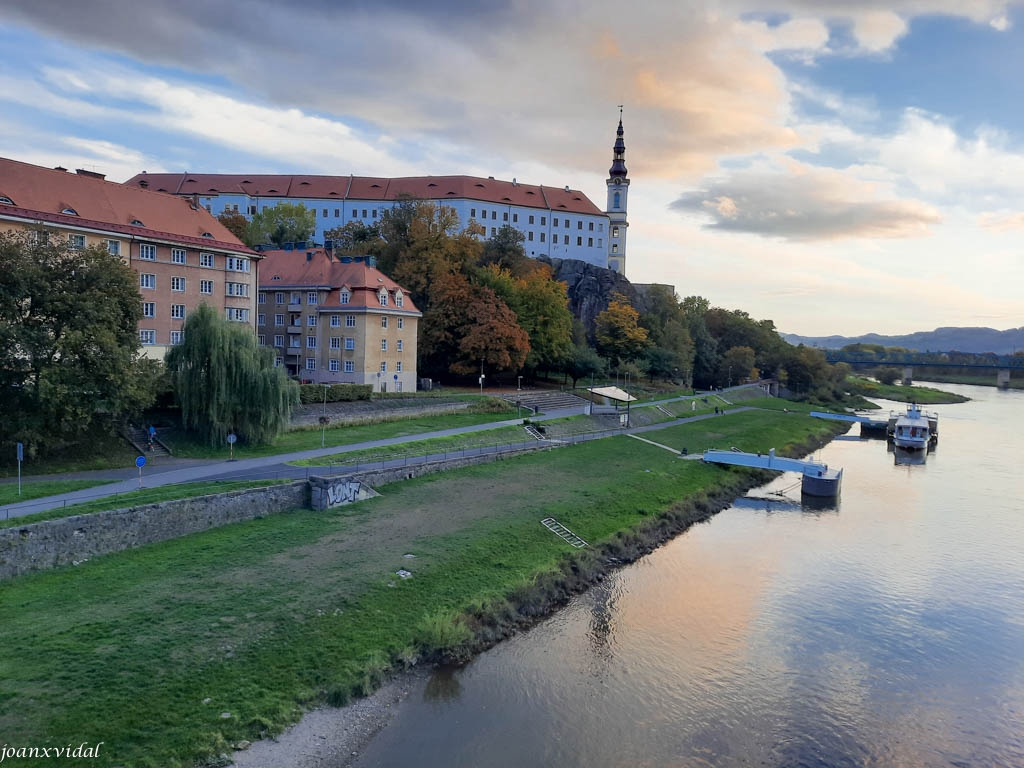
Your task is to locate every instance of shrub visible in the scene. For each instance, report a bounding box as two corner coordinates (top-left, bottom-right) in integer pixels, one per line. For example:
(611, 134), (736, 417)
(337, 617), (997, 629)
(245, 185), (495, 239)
(297, 383), (373, 404)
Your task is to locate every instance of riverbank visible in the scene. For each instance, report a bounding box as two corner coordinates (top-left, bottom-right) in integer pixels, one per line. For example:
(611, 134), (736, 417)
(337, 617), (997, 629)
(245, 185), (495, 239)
(1, 409), (845, 768)
(844, 376), (970, 405)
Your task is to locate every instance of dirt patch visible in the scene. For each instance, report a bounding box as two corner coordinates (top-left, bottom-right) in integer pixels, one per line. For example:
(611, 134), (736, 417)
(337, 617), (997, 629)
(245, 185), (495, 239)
(290, 399), (469, 427)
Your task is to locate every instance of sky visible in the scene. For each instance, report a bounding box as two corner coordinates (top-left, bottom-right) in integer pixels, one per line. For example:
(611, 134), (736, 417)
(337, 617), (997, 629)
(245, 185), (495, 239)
(1, 0), (1022, 337)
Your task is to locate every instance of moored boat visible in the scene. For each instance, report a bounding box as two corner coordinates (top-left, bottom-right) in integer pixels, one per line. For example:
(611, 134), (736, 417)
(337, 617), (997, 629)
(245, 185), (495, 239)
(889, 403), (937, 451)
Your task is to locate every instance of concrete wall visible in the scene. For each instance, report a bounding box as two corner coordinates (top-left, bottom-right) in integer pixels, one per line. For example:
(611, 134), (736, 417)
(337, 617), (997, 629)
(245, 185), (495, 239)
(0, 482), (307, 581)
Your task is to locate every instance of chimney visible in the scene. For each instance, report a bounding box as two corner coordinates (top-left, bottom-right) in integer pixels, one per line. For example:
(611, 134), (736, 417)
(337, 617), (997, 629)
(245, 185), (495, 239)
(190, 193), (199, 211)
(512, 178), (517, 186)
(75, 168), (106, 180)
(564, 185), (570, 192)
(306, 251), (313, 262)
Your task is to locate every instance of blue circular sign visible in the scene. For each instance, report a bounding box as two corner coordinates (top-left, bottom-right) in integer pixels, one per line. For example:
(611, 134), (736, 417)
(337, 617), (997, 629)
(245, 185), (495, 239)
(135, 455), (147, 468)
(227, 433), (237, 444)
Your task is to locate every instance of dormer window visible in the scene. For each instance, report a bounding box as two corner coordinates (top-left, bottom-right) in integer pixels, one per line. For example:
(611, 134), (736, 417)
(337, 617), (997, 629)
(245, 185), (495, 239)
(130, 218), (144, 226)
(61, 207), (78, 215)
(395, 290), (404, 308)
(201, 232), (213, 238)
(0, 195), (14, 205)
(378, 288), (388, 307)
(339, 289), (350, 305)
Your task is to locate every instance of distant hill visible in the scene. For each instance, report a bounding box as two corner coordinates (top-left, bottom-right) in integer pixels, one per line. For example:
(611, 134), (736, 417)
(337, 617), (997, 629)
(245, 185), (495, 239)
(781, 327), (1024, 355)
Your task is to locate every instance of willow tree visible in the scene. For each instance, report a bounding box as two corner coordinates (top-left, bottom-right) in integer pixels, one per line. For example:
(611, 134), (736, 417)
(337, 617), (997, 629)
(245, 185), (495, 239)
(166, 304), (298, 445)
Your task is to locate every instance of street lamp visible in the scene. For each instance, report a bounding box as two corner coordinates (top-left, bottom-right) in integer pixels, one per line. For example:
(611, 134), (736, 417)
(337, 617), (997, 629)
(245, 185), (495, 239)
(728, 365), (733, 389)
(320, 383), (330, 448)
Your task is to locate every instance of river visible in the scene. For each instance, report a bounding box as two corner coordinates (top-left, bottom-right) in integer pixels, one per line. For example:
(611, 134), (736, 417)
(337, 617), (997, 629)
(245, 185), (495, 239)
(353, 383), (1024, 767)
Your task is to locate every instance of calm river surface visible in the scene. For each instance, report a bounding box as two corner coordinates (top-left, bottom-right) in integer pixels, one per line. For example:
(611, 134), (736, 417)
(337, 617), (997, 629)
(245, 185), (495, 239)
(354, 383), (1024, 767)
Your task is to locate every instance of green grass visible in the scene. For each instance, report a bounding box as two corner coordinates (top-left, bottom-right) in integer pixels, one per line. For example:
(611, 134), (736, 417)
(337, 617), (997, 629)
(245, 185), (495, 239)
(0, 480), (289, 530)
(0, 410), (842, 768)
(0, 478), (115, 506)
(911, 372), (1024, 389)
(164, 407), (519, 460)
(845, 376), (970, 404)
(0, 432), (137, 479)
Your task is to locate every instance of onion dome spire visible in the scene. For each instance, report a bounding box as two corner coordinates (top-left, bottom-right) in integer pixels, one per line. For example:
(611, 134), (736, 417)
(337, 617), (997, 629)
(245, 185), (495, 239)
(609, 106), (627, 179)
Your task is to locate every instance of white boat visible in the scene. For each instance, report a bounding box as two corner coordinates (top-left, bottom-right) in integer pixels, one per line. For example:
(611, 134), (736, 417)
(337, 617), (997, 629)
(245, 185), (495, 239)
(890, 404), (936, 451)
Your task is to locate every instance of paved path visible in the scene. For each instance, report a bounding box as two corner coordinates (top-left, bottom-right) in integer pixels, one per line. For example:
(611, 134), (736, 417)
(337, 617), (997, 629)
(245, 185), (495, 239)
(1, 385), (768, 520)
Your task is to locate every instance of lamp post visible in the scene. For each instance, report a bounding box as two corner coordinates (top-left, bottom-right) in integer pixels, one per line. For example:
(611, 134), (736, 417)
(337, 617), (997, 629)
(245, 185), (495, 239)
(728, 365), (733, 389)
(321, 383), (330, 448)
(517, 375), (523, 391)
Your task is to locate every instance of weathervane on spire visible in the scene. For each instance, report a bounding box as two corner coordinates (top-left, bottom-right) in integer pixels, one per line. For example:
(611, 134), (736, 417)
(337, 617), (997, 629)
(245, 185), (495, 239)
(617, 104), (623, 120)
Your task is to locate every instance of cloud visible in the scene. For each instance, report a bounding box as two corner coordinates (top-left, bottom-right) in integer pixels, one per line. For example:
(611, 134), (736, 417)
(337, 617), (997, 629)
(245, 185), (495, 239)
(977, 211), (1024, 231)
(671, 159), (941, 240)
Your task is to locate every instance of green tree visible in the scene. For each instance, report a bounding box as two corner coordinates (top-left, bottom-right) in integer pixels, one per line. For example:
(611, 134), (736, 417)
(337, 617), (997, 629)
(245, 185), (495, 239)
(0, 232), (158, 456)
(874, 366), (902, 385)
(562, 344), (606, 388)
(595, 294), (650, 366)
(165, 304), (298, 445)
(217, 210), (250, 242)
(323, 221), (383, 255)
(479, 225), (533, 277)
(245, 203), (316, 248)
(718, 345), (757, 387)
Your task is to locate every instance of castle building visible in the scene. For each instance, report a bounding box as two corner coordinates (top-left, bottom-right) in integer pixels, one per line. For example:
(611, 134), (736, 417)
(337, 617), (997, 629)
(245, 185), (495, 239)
(256, 249), (421, 391)
(0, 157), (259, 359)
(123, 114), (630, 275)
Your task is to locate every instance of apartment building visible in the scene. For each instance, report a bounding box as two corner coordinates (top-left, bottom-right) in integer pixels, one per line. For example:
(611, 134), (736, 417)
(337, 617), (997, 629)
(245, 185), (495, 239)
(0, 157), (260, 359)
(257, 249), (420, 392)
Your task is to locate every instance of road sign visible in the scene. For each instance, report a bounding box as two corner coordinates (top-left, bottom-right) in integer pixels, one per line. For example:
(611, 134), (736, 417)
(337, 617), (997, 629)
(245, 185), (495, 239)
(135, 455), (147, 468)
(226, 433), (237, 444)
(16, 442), (23, 462)
(227, 432), (237, 461)
(394, 374), (398, 380)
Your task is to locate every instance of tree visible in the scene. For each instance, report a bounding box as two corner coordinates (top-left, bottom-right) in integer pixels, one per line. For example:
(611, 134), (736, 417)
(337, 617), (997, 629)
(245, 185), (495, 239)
(165, 304), (298, 445)
(245, 203), (316, 248)
(874, 366), (902, 385)
(563, 344), (606, 388)
(718, 346), (757, 387)
(0, 232), (158, 456)
(323, 221), (383, 255)
(217, 211), (250, 242)
(479, 225), (533, 277)
(595, 294), (649, 367)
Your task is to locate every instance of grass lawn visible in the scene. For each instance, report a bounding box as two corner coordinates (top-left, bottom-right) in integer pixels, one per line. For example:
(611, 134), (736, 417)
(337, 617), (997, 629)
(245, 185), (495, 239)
(845, 376), (970, 404)
(0, 480), (289, 530)
(912, 372), (1024, 389)
(0, 432), (137, 479)
(0, 410), (843, 768)
(0, 478), (115, 507)
(164, 408), (518, 460)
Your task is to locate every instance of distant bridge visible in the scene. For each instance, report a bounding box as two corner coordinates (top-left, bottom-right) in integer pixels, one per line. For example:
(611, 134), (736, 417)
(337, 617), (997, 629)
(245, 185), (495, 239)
(824, 351), (1023, 388)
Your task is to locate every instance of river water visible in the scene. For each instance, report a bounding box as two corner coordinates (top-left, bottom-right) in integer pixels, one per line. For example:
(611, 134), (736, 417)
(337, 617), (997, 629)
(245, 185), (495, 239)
(354, 384), (1024, 767)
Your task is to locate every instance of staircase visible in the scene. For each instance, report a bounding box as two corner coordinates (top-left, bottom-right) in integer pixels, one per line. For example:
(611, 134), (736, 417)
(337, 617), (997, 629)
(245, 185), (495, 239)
(502, 390), (590, 414)
(523, 424), (545, 440)
(540, 517), (588, 548)
(125, 425), (172, 458)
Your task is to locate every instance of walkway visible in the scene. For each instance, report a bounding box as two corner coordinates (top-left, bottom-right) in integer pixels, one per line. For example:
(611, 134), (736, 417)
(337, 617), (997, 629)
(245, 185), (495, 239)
(1, 384), (768, 520)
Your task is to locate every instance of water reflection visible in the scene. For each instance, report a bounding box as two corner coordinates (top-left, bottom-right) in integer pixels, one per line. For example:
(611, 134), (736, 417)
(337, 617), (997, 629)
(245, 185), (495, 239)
(422, 666), (461, 702)
(354, 384), (1024, 768)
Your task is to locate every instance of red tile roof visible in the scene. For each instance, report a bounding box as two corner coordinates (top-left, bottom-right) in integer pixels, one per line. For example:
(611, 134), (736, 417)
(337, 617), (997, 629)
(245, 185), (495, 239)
(0, 157), (255, 254)
(258, 249), (421, 314)
(124, 172), (604, 216)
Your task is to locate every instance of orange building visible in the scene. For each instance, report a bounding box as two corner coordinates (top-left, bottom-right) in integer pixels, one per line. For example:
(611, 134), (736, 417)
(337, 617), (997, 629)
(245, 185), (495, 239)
(0, 157), (259, 359)
(257, 249), (421, 391)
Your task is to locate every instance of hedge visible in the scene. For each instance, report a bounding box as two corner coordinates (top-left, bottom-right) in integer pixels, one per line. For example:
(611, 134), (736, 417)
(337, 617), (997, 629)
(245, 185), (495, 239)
(298, 383), (373, 404)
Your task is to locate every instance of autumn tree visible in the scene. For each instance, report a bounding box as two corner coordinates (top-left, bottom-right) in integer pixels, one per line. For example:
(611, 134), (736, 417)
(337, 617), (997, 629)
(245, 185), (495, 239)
(323, 221), (383, 256)
(165, 304), (298, 445)
(595, 293), (649, 366)
(479, 225), (533, 277)
(245, 202), (316, 248)
(217, 210), (250, 242)
(0, 232), (159, 457)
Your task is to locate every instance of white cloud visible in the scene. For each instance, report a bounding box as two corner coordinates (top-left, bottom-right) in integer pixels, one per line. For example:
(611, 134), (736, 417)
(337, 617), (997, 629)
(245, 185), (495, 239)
(977, 211), (1024, 231)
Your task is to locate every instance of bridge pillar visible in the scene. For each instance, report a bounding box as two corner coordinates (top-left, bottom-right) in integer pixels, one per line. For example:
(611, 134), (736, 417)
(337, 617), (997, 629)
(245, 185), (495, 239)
(902, 366), (913, 385)
(997, 369), (1011, 389)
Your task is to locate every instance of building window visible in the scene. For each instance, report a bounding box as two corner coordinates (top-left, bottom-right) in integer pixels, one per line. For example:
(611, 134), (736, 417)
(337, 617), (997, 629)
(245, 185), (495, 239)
(491, 211), (497, 220)
(139, 330), (156, 345)
(140, 273), (156, 290)
(225, 257), (250, 272)
(362, 209), (367, 217)
(351, 210), (358, 219)
(564, 219), (570, 229)
(588, 237), (593, 247)
(397, 339), (404, 351)
(614, 192), (621, 209)
(334, 208), (340, 217)
(322, 208), (328, 217)
(274, 314), (284, 326)
(372, 209), (377, 218)
(471, 208), (476, 217)
(226, 282), (249, 297)
(598, 238), (603, 247)
(290, 292), (301, 305)
(380, 362), (387, 373)
(171, 277), (186, 292)
(481, 209), (486, 219)
(345, 337), (355, 350)
(381, 339), (388, 351)
(275, 356), (282, 367)
(396, 293), (404, 307)
(396, 361), (403, 372)
(346, 315), (356, 327)
(139, 244), (156, 260)
(340, 290), (350, 304)
(381, 316), (388, 328)
(258, 293), (267, 304)
(308, 291), (318, 304)
(306, 358), (317, 371)
(226, 308), (250, 322)
(378, 291), (388, 307)
(329, 315), (340, 327)
(274, 335), (284, 346)
(563, 235), (569, 245)
(528, 231), (534, 241)
(540, 232), (546, 243)
(171, 331), (184, 345)
(578, 221), (583, 230)
(344, 360), (354, 373)
(275, 292), (284, 304)
(199, 252), (215, 268)
(289, 337), (301, 348)
(553, 218), (559, 227)
(397, 318), (404, 329)
(577, 236), (582, 246)
(329, 359), (340, 372)
(541, 216), (546, 225)
(200, 280), (214, 295)
(34, 230), (50, 245)
(106, 240), (120, 256)
(257, 312), (266, 326)
(503, 212), (509, 222)
(307, 336), (317, 349)
(612, 243), (619, 253)
(142, 302), (155, 318)
(307, 314), (317, 327)
(599, 223), (604, 232)
(172, 248), (186, 264)
(66, 233), (86, 250)
(528, 215), (534, 225)
(330, 336), (341, 350)
(258, 335), (266, 346)
(172, 304), (186, 320)
(612, 226), (620, 238)
(490, 227), (496, 236)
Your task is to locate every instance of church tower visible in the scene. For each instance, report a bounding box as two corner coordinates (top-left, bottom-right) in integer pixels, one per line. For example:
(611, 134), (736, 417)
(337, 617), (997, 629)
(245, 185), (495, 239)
(606, 108), (629, 275)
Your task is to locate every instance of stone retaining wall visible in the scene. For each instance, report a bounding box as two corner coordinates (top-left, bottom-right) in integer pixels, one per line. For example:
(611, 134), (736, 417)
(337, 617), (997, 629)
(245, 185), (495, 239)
(0, 482), (307, 581)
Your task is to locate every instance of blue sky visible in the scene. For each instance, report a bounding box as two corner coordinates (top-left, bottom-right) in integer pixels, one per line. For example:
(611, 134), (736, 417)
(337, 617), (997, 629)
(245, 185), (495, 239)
(1, 1), (1022, 336)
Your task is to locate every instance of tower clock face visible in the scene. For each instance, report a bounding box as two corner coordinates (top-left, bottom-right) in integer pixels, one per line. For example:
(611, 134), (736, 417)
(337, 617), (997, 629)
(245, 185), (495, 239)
(614, 179), (622, 186)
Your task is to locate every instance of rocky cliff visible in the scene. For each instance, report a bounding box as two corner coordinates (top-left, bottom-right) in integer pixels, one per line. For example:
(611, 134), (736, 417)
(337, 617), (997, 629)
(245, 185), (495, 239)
(538, 256), (639, 340)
